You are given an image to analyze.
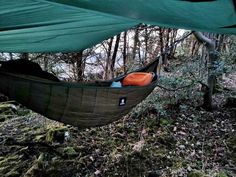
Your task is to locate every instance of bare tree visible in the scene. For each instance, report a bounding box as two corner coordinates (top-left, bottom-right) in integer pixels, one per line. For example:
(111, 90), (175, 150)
(104, 37), (114, 80)
(110, 34), (121, 78)
(122, 31), (127, 73)
(132, 27), (139, 61)
(9, 53), (13, 60)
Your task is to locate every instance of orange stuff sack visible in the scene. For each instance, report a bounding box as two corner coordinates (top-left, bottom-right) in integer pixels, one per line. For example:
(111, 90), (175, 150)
(122, 72), (154, 86)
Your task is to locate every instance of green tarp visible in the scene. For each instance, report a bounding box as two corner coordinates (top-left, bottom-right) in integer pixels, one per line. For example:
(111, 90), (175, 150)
(0, 0), (235, 52)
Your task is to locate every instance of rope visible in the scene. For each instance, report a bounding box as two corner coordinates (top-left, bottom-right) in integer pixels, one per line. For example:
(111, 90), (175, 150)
(147, 31), (193, 67)
(154, 31), (193, 72)
(149, 32), (195, 91)
(163, 31), (193, 55)
(155, 81), (195, 92)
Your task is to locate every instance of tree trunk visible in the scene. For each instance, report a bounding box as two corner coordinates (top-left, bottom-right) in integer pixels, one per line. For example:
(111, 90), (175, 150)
(144, 27), (148, 62)
(9, 53), (13, 60)
(193, 32), (219, 110)
(191, 40), (199, 57)
(163, 28), (171, 68)
(159, 28), (164, 54)
(104, 37), (114, 80)
(132, 28), (139, 61)
(20, 53), (29, 60)
(216, 34), (225, 53)
(169, 30), (177, 57)
(43, 55), (48, 71)
(74, 51), (84, 82)
(123, 31), (127, 73)
(110, 34), (121, 78)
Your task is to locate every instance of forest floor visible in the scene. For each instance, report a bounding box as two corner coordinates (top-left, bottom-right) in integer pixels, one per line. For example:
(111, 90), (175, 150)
(0, 68), (235, 177)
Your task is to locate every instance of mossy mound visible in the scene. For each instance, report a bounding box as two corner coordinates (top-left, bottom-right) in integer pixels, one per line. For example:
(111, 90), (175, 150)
(46, 127), (67, 144)
(62, 147), (77, 156)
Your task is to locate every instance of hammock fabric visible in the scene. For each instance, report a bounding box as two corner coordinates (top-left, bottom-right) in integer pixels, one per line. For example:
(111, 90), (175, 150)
(0, 0), (235, 52)
(0, 59), (159, 128)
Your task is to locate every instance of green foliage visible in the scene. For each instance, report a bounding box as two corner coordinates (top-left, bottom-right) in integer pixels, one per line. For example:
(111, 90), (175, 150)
(221, 36), (236, 64)
(130, 91), (168, 120)
(218, 171), (228, 177)
(220, 36), (236, 74)
(62, 147), (77, 156)
(130, 58), (206, 125)
(159, 118), (173, 126)
(158, 75), (202, 106)
(187, 170), (208, 177)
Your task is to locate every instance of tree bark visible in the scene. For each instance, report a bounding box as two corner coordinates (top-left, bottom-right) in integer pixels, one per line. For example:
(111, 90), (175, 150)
(123, 31), (127, 73)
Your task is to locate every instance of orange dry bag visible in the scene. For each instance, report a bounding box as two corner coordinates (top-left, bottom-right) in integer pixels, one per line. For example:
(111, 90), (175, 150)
(122, 72), (154, 86)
